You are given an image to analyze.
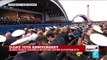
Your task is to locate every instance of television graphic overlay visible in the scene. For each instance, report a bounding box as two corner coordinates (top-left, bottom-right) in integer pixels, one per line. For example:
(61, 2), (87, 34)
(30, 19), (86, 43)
(92, 51), (99, 59)
(0, 0), (107, 60)
(86, 45), (99, 52)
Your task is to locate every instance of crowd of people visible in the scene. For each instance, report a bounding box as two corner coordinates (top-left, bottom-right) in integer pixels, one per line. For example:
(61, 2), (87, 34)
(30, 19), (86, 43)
(0, 22), (107, 60)
(0, 17), (42, 25)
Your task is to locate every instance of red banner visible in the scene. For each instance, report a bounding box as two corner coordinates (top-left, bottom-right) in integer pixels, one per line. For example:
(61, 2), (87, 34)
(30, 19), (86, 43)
(9, 45), (85, 52)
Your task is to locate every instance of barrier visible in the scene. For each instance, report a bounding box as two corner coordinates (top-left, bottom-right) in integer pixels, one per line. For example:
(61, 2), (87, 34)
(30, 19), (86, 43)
(0, 23), (69, 34)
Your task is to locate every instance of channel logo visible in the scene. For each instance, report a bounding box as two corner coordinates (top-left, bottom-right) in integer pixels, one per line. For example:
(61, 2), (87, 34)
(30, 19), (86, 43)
(85, 45), (99, 52)
(92, 51), (99, 58)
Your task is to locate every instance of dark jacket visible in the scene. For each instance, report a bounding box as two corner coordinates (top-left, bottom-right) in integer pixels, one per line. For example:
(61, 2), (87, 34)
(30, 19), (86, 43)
(59, 32), (70, 44)
(0, 45), (9, 60)
(50, 37), (65, 45)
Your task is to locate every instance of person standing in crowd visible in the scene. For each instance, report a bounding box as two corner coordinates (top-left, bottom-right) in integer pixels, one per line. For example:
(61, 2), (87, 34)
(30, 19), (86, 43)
(4, 32), (15, 45)
(36, 36), (49, 45)
(51, 30), (65, 45)
(45, 31), (55, 44)
(10, 30), (26, 56)
(77, 27), (93, 45)
(45, 30), (65, 45)
(37, 30), (44, 37)
(28, 29), (38, 42)
(59, 27), (70, 44)
(0, 35), (9, 60)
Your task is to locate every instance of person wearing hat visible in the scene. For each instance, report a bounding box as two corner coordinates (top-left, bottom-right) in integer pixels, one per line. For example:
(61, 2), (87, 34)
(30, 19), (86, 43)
(12, 29), (25, 40)
(0, 35), (6, 46)
(27, 29), (38, 44)
(90, 32), (107, 55)
(92, 25), (103, 33)
(11, 37), (30, 45)
(11, 29), (26, 55)
(11, 30), (38, 45)
(77, 25), (103, 45)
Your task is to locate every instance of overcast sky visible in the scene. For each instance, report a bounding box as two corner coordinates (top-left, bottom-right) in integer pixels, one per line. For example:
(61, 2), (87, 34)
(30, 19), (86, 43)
(59, 0), (107, 22)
